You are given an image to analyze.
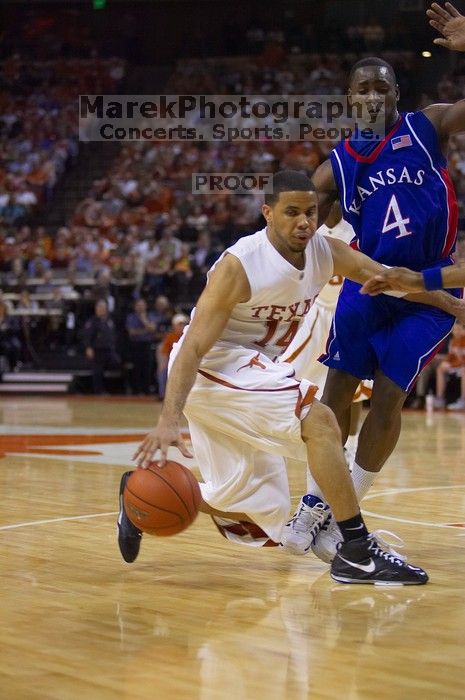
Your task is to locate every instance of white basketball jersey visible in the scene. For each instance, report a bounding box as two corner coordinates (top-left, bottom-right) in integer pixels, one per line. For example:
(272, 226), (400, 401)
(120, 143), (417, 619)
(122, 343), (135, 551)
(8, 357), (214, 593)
(315, 219), (355, 309)
(207, 227), (333, 360)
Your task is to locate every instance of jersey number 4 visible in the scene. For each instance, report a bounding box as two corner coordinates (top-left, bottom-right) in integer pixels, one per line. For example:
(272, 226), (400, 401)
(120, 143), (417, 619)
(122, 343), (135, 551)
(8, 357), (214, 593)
(382, 194), (413, 239)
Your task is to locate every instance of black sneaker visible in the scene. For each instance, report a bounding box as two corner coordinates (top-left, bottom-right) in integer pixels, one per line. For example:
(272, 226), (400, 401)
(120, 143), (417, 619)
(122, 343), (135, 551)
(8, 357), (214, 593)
(117, 471), (142, 563)
(330, 533), (429, 586)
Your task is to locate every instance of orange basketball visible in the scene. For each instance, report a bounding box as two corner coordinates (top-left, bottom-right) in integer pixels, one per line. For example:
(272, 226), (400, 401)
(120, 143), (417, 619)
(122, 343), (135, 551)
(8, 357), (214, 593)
(123, 461), (201, 536)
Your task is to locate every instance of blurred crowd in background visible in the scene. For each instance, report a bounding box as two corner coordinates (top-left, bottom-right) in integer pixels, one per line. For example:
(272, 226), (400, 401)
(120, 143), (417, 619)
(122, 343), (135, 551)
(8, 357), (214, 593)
(1, 1), (465, 399)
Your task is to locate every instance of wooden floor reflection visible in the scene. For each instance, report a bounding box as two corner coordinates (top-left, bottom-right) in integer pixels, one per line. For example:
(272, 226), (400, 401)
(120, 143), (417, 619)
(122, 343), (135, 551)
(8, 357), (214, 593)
(1, 397), (464, 700)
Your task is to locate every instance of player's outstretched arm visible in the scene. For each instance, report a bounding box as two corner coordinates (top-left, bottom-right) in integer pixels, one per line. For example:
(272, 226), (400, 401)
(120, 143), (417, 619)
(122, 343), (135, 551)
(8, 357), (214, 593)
(360, 267), (425, 295)
(327, 236), (396, 287)
(327, 237), (465, 321)
(361, 263), (465, 295)
(133, 254), (250, 467)
(423, 3), (465, 138)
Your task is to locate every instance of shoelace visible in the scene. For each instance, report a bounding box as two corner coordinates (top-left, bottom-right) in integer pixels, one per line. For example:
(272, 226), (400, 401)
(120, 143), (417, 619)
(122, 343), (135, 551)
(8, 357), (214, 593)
(290, 502), (327, 535)
(368, 529), (406, 565)
(318, 514), (341, 541)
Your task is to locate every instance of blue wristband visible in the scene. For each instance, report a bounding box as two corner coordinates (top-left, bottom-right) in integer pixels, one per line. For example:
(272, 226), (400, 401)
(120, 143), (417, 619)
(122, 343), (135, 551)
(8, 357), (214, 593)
(422, 267), (443, 291)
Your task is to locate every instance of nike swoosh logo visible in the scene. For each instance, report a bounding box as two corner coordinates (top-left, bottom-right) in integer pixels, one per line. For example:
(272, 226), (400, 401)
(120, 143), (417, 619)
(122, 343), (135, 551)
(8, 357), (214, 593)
(338, 555), (376, 573)
(346, 524), (365, 531)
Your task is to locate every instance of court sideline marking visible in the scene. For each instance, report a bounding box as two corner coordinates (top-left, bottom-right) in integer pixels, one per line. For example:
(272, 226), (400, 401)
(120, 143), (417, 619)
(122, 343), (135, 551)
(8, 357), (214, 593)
(0, 511), (118, 531)
(0, 484), (464, 532)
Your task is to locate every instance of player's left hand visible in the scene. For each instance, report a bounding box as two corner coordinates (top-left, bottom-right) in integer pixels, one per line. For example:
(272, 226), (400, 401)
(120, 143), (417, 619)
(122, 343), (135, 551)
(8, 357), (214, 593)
(427, 2), (465, 51)
(360, 267), (424, 296)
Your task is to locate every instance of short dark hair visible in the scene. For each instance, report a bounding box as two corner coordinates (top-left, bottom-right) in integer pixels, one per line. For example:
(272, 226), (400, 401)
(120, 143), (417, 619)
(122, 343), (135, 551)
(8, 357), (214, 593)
(264, 170), (315, 206)
(349, 57), (397, 86)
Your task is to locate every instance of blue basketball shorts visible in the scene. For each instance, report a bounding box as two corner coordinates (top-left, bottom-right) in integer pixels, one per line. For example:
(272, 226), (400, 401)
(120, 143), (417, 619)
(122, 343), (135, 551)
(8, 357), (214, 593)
(319, 280), (455, 392)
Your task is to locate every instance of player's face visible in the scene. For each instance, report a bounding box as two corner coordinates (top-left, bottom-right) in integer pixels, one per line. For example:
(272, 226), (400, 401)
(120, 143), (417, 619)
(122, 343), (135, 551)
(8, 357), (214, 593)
(262, 190), (318, 260)
(349, 66), (399, 129)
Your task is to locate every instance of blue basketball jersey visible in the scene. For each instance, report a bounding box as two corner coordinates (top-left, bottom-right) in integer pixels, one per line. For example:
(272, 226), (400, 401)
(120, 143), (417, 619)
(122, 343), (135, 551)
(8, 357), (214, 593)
(330, 111), (458, 270)
(321, 110), (459, 390)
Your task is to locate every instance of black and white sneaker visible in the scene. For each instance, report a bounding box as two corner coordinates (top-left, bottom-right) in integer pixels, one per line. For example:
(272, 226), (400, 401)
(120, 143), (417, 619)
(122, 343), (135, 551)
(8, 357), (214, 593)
(117, 471), (142, 563)
(330, 531), (429, 586)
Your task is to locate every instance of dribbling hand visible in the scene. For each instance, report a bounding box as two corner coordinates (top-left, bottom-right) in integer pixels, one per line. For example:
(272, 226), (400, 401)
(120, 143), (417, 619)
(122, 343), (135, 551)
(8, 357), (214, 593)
(133, 418), (193, 468)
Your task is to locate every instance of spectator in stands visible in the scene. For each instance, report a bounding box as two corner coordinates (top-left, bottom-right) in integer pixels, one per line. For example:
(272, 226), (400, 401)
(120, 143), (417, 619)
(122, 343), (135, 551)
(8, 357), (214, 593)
(0, 299), (21, 372)
(141, 248), (170, 300)
(70, 243), (95, 276)
(435, 323), (465, 410)
(190, 230), (221, 297)
(0, 290), (13, 313)
(185, 205), (208, 234)
(126, 298), (157, 395)
(15, 183), (38, 211)
(92, 269), (115, 313)
(27, 247), (51, 278)
(0, 195), (27, 224)
(5, 252), (27, 288)
(82, 299), (120, 395)
(156, 313), (189, 400)
(141, 228), (182, 300)
(363, 18), (385, 52)
(152, 294), (173, 342)
(16, 289), (40, 365)
(45, 286), (67, 350)
(170, 243), (193, 304)
(17, 288), (39, 315)
(35, 269), (55, 295)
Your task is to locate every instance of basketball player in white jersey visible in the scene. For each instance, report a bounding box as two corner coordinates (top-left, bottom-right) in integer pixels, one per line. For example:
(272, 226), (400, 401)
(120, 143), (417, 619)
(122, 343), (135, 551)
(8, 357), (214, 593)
(120, 170), (450, 584)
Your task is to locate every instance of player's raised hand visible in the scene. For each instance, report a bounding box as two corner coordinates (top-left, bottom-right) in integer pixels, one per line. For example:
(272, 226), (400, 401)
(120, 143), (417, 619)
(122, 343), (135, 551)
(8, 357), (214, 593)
(427, 2), (465, 51)
(360, 267), (424, 296)
(133, 417), (193, 468)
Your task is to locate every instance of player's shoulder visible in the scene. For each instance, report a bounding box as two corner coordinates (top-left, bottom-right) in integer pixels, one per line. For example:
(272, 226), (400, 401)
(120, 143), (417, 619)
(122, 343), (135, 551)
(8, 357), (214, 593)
(318, 219), (354, 245)
(308, 230), (334, 262)
(226, 228), (267, 256)
(405, 109), (439, 135)
(405, 109), (445, 156)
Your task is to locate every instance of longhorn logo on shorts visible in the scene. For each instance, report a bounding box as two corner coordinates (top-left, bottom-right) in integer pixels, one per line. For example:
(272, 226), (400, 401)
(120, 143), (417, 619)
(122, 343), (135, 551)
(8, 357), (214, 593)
(237, 352), (267, 372)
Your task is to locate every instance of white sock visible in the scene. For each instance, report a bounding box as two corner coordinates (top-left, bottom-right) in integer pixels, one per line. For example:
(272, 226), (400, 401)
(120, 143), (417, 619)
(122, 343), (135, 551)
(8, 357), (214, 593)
(351, 461), (378, 501)
(345, 433), (359, 454)
(305, 467), (325, 499)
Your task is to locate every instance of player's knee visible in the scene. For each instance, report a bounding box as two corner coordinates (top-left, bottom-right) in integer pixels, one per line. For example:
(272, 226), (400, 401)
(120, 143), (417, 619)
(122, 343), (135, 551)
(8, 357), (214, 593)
(371, 379), (406, 415)
(301, 400), (342, 444)
(321, 369), (358, 408)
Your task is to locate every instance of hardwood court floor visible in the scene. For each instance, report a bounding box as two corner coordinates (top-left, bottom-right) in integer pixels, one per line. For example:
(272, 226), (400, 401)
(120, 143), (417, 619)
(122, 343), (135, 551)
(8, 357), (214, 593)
(0, 396), (464, 700)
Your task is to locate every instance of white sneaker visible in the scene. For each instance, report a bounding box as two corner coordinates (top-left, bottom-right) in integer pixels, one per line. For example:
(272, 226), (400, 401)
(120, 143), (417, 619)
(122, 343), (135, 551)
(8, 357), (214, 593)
(281, 495), (330, 555)
(311, 514), (342, 563)
(447, 398), (465, 410)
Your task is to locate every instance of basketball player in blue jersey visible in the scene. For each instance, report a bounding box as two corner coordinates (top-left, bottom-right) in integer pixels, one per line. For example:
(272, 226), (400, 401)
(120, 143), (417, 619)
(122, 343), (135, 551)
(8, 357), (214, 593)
(284, 2), (465, 562)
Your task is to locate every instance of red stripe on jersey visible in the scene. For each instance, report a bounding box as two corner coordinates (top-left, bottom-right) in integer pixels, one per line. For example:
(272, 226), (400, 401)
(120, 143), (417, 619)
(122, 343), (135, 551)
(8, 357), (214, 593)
(440, 166), (458, 258)
(198, 368), (300, 392)
(211, 517), (279, 546)
(344, 116), (403, 163)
